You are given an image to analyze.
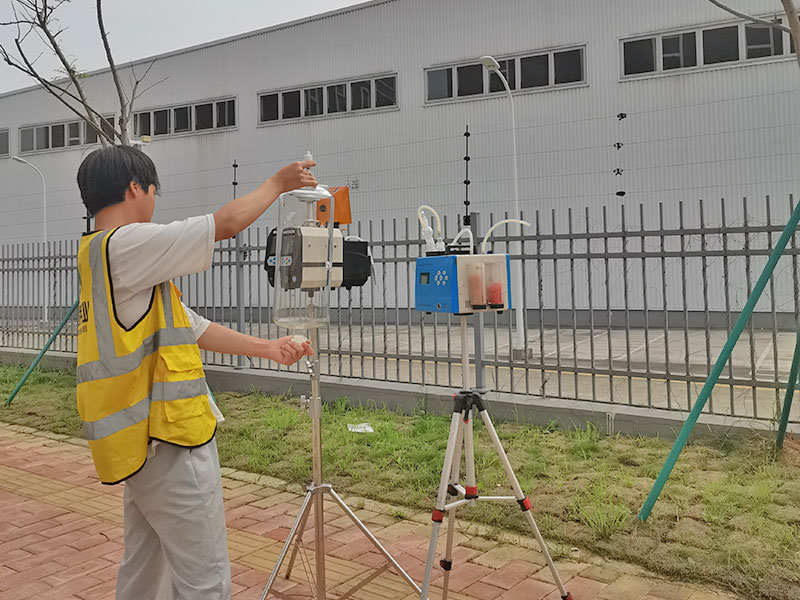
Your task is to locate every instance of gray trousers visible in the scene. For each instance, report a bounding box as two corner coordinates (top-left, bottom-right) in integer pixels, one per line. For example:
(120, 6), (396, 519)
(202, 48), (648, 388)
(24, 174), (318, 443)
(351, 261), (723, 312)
(116, 438), (231, 600)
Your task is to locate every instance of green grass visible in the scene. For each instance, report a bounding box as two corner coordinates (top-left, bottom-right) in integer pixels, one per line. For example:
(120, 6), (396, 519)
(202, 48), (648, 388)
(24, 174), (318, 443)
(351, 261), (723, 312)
(1, 364), (800, 599)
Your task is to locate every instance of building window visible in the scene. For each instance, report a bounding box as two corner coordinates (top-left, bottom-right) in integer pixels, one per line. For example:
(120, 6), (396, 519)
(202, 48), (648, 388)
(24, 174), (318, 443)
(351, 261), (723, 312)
(101, 116), (115, 140)
(489, 59), (516, 92)
(154, 109), (170, 135)
(457, 64), (483, 96)
(67, 122), (82, 146)
(305, 87), (324, 117)
(703, 25), (739, 64)
(520, 54), (549, 88)
(746, 21), (783, 58)
(35, 126), (50, 150)
(51, 124), (65, 148)
(375, 76), (396, 107)
(20, 128), (34, 152)
(259, 74), (396, 125)
(622, 17), (791, 78)
(351, 80), (371, 110)
(283, 91), (301, 119)
(196, 103), (213, 130)
(174, 106), (191, 133)
(327, 84), (347, 114)
(0, 130), (8, 156)
(134, 98), (234, 137)
(427, 47), (584, 103)
(134, 112), (151, 137)
(260, 94), (279, 122)
(83, 115), (114, 144)
(663, 32), (697, 69)
(85, 123), (99, 144)
(427, 68), (453, 100)
(554, 49), (583, 84)
(624, 38), (656, 75)
(217, 99), (235, 127)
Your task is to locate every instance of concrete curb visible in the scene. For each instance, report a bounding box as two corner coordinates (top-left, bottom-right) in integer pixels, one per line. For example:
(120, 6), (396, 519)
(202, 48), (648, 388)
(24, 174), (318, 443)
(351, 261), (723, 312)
(2, 347), (798, 439)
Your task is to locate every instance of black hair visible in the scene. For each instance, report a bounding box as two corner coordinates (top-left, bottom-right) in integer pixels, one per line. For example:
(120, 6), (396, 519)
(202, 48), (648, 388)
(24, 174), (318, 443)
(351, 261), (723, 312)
(76, 145), (160, 216)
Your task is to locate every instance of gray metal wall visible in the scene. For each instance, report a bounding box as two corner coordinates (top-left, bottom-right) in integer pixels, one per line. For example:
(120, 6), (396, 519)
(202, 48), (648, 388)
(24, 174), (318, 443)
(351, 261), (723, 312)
(0, 0), (795, 314)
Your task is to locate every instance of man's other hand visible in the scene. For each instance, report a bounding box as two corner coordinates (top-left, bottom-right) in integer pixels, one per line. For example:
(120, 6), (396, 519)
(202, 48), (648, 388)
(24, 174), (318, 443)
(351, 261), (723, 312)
(272, 161), (318, 194)
(268, 335), (314, 365)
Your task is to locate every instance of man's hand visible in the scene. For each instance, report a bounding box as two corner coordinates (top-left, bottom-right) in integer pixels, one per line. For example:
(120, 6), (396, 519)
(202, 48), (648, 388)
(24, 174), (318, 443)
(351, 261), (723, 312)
(271, 160), (318, 194)
(213, 160), (319, 241)
(267, 335), (314, 366)
(197, 322), (314, 364)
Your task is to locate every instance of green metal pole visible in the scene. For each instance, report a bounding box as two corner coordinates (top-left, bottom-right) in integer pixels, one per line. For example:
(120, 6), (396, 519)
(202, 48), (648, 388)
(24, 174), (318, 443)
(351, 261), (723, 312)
(776, 328), (800, 450)
(5, 299), (79, 406)
(638, 199), (800, 522)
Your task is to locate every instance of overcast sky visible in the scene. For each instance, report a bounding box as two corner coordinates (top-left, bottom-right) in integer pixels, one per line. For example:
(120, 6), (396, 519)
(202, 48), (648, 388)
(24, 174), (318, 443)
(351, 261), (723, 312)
(0, 0), (364, 94)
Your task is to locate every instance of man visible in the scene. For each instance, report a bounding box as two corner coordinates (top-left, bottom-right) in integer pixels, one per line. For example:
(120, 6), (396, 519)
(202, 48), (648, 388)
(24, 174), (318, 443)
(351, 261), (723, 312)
(75, 145), (316, 599)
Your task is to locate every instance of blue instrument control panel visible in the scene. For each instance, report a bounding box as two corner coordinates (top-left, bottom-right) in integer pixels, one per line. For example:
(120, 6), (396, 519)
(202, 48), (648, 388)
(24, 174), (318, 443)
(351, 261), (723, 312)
(415, 254), (511, 314)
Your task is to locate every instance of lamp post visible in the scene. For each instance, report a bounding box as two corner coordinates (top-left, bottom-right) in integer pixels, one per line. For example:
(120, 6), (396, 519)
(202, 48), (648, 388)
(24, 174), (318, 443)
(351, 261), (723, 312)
(480, 55), (526, 354)
(12, 156), (48, 323)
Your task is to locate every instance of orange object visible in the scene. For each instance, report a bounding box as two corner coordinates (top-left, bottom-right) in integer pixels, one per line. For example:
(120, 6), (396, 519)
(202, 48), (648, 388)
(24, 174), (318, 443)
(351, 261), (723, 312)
(317, 186), (352, 225)
(487, 282), (503, 306)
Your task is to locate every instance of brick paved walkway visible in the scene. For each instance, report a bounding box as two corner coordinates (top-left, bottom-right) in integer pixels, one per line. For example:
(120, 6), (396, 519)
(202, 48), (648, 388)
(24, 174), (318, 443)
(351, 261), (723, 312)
(0, 423), (738, 600)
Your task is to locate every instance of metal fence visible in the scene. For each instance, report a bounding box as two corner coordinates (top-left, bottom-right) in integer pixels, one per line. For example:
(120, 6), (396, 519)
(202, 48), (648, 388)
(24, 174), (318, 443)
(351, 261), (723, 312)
(2, 195), (800, 426)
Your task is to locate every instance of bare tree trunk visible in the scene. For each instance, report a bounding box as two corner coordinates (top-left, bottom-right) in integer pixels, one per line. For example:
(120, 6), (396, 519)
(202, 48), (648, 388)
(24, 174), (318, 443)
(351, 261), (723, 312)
(779, 0), (800, 69)
(96, 0), (129, 145)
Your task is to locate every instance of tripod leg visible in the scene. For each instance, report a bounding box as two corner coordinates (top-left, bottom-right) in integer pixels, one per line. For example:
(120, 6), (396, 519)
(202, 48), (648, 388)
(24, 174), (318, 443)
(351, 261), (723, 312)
(326, 488), (422, 594)
(440, 414), (466, 600)
(313, 492), (326, 599)
(419, 410), (464, 600)
(284, 495), (314, 579)
(260, 491), (315, 600)
(477, 409), (572, 600)
(464, 407), (477, 501)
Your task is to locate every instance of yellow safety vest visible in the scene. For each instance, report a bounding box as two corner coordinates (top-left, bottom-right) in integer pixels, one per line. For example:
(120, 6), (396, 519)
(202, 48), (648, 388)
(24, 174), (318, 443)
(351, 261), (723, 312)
(76, 228), (217, 484)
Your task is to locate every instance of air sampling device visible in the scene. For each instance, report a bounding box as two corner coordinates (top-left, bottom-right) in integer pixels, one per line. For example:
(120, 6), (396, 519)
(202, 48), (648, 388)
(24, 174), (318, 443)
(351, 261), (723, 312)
(414, 205), (527, 315)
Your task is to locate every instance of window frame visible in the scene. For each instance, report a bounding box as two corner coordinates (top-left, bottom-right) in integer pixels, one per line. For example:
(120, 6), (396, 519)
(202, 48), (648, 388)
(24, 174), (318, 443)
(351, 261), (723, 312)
(424, 45), (587, 106)
(620, 16), (794, 80)
(132, 96), (238, 139)
(17, 118), (97, 154)
(0, 129), (9, 157)
(67, 121), (82, 146)
(257, 73), (398, 127)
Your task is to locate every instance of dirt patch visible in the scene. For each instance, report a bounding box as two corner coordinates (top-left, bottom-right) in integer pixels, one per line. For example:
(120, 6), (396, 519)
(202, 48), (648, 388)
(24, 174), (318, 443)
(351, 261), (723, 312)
(781, 437), (800, 467)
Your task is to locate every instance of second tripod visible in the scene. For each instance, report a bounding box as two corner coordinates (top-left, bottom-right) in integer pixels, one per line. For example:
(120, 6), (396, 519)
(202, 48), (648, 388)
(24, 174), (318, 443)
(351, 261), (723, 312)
(417, 318), (573, 600)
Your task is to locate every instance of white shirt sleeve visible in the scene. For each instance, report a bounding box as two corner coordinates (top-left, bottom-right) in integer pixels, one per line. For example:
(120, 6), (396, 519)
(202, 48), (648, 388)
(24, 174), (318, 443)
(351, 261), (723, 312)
(109, 214), (216, 293)
(182, 303), (211, 340)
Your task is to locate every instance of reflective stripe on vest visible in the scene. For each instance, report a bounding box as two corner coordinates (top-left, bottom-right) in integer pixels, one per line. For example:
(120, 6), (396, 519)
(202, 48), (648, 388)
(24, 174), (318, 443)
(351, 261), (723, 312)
(77, 228), (216, 484)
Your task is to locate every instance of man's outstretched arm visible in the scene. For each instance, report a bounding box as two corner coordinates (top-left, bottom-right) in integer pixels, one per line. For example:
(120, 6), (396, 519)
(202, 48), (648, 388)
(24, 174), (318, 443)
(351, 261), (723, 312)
(213, 160), (317, 241)
(197, 322), (313, 366)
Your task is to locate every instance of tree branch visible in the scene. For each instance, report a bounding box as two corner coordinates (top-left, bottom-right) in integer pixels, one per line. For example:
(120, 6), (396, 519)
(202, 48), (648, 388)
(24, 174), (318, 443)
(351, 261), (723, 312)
(779, 0), (800, 68)
(34, 5), (111, 144)
(96, 0), (129, 144)
(3, 37), (116, 145)
(706, 0), (792, 32)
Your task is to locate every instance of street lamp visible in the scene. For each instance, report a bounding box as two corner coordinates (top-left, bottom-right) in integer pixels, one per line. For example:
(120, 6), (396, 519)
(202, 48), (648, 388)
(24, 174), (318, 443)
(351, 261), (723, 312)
(480, 55), (526, 354)
(12, 156), (48, 323)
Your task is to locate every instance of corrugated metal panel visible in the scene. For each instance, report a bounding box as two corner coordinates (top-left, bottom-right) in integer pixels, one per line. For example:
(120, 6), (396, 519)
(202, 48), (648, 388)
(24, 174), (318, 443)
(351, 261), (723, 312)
(0, 0), (796, 312)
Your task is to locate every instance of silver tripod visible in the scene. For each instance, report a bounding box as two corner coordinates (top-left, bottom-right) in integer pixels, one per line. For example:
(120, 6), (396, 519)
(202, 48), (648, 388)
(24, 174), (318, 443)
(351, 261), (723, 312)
(260, 327), (424, 600)
(418, 317), (573, 600)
